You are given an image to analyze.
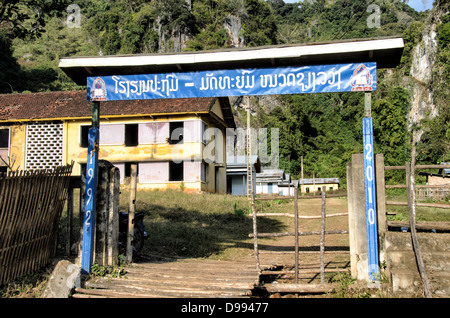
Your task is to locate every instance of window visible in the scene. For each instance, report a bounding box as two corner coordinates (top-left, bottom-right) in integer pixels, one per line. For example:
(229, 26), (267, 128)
(0, 128), (9, 148)
(124, 162), (139, 178)
(26, 121), (63, 170)
(169, 161), (183, 181)
(81, 124), (139, 147)
(125, 124), (138, 146)
(0, 128), (9, 165)
(202, 122), (209, 144)
(169, 122), (183, 144)
(80, 125), (90, 148)
(201, 162), (208, 182)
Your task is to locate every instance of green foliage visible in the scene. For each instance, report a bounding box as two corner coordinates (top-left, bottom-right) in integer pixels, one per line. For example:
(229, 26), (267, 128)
(437, 14), (450, 49)
(241, 0), (277, 46)
(0, 0), (69, 39)
(1, 0), (448, 179)
(399, 21), (425, 73)
(90, 259), (127, 278)
(372, 87), (409, 167)
(269, 0), (421, 43)
(154, 0), (196, 35)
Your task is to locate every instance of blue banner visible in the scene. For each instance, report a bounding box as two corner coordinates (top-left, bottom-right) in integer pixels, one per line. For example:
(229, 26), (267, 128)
(81, 127), (99, 274)
(87, 62), (376, 101)
(363, 117), (380, 282)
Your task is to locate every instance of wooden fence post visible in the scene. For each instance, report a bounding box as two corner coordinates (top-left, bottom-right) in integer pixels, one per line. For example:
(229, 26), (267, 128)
(320, 188), (326, 283)
(66, 184), (74, 256)
(251, 192), (260, 273)
(107, 166), (120, 265)
(407, 150), (432, 298)
(127, 163), (137, 262)
(294, 187), (299, 283)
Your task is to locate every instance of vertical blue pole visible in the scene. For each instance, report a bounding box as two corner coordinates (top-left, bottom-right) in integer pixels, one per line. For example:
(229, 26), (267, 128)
(81, 127), (99, 274)
(81, 100), (100, 274)
(362, 115), (380, 282)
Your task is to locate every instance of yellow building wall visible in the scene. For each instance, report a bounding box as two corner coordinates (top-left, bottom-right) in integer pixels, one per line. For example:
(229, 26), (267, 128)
(2, 124), (26, 171)
(300, 183), (339, 193)
(65, 115), (205, 175)
(64, 114), (227, 194)
(138, 181), (202, 192)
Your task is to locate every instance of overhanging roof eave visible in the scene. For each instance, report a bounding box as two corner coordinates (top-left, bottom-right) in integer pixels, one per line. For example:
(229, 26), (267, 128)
(59, 37), (404, 86)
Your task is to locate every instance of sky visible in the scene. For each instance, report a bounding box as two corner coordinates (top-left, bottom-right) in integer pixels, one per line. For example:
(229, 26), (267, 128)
(282, 0), (434, 12)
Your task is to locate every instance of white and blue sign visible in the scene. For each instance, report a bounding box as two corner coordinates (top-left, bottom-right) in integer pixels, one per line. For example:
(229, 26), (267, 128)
(87, 62), (376, 101)
(362, 117), (379, 282)
(81, 127), (99, 274)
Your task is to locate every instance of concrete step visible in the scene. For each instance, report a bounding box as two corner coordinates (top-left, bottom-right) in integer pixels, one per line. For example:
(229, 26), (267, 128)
(387, 250), (450, 272)
(385, 232), (450, 296)
(385, 232), (450, 252)
(390, 268), (450, 296)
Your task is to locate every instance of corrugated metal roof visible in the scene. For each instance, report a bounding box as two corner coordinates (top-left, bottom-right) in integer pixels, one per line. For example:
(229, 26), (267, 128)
(299, 178), (340, 185)
(226, 156), (261, 173)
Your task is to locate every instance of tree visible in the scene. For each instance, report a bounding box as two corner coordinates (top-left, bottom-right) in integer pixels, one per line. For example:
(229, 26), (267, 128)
(242, 0), (277, 47)
(0, 0), (68, 39)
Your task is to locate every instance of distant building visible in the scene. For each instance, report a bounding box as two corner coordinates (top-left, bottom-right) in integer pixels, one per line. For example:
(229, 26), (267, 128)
(254, 167), (339, 196)
(299, 178), (340, 194)
(278, 176), (298, 196)
(418, 163), (450, 200)
(255, 168), (286, 195)
(226, 155), (261, 196)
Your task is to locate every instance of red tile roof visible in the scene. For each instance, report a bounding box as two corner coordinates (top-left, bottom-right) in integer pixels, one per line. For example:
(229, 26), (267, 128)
(0, 91), (233, 126)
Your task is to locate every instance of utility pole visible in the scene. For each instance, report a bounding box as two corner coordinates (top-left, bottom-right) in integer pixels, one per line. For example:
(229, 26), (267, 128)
(246, 97), (253, 198)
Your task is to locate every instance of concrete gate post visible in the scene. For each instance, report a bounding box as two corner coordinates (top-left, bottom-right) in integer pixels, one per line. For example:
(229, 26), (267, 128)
(347, 153), (386, 282)
(78, 160), (120, 267)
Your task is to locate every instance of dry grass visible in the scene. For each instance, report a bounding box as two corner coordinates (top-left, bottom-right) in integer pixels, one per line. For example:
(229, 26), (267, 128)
(117, 188), (351, 270)
(119, 188), (290, 260)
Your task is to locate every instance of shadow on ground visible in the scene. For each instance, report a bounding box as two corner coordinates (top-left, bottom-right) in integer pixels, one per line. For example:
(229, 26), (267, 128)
(136, 204), (286, 261)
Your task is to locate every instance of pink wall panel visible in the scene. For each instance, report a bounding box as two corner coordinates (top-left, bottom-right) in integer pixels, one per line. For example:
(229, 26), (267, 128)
(156, 122), (169, 142)
(184, 120), (202, 142)
(138, 123), (156, 143)
(139, 162), (169, 183)
(183, 161), (201, 182)
(99, 124), (124, 145)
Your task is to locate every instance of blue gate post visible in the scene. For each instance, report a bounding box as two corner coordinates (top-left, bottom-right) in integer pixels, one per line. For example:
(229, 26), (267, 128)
(362, 92), (380, 282)
(81, 101), (100, 274)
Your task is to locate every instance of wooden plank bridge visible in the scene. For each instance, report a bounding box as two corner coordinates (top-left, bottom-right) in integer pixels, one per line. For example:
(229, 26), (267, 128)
(73, 258), (260, 298)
